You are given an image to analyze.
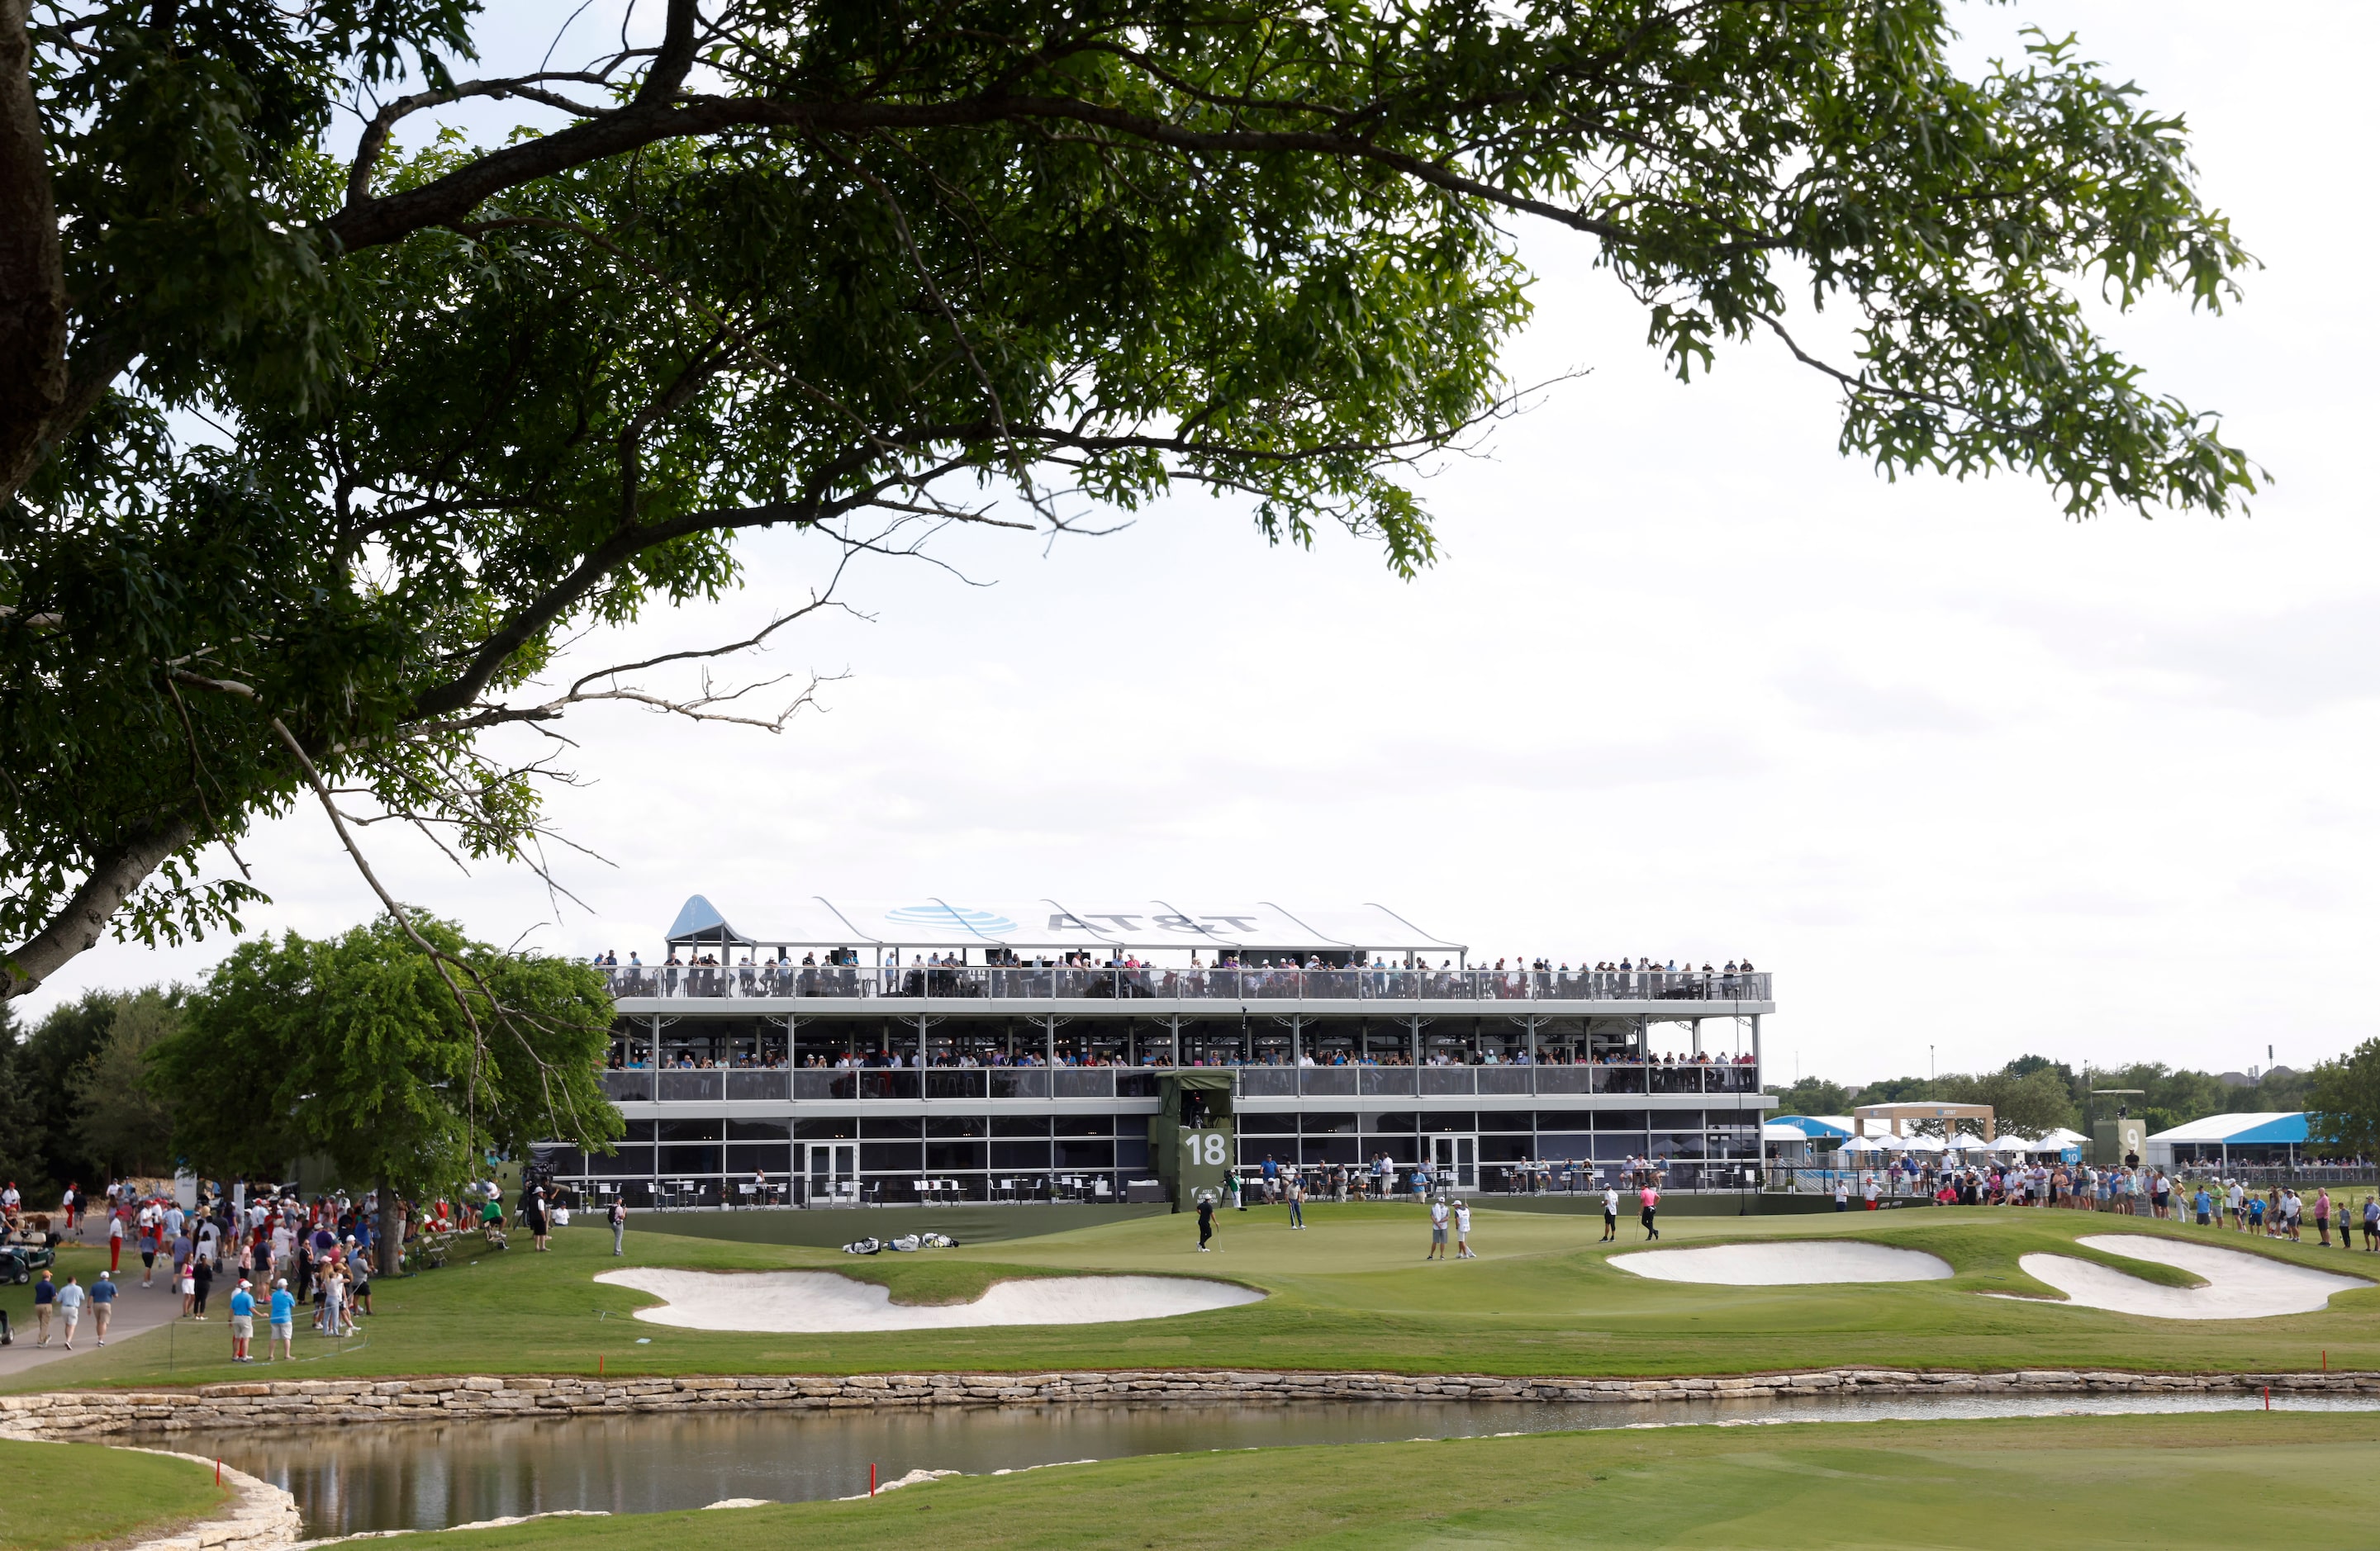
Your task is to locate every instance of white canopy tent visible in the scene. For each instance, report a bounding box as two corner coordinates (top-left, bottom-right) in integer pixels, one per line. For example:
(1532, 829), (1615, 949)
(663, 895), (1469, 959)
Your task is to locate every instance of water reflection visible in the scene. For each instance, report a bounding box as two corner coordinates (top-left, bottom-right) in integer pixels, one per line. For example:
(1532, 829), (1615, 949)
(180, 1392), (2380, 1537)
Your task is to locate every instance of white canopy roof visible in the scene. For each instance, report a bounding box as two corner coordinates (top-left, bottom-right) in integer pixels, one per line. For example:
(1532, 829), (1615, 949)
(1992, 1134), (2038, 1152)
(664, 896), (1468, 955)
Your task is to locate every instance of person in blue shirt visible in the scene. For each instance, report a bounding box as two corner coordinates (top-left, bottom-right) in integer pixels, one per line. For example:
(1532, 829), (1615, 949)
(228, 1279), (257, 1363)
(268, 1278), (296, 1362)
(2194, 1187), (2214, 1226)
(88, 1270), (115, 1345)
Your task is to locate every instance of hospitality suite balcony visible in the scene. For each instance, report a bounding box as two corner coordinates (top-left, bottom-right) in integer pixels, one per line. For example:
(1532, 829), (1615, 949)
(598, 962), (1774, 1014)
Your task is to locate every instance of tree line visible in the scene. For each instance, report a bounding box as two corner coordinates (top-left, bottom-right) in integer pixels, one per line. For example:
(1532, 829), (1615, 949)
(0, 918), (620, 1212)
(1766, 1055), (2320, 1143)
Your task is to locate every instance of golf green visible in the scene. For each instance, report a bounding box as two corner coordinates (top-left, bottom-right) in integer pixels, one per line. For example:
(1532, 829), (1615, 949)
(12, 1204), (2379, 1392)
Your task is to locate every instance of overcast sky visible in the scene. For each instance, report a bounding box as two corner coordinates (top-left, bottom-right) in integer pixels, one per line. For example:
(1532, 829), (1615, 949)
(23, 2), (2378, 1087)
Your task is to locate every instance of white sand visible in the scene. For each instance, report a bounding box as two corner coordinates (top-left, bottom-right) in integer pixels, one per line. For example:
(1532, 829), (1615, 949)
(1610, 1241), (1955, 1285)
(595, 1269), (1263, 1332)
(2012, 1234), (2368, 1321)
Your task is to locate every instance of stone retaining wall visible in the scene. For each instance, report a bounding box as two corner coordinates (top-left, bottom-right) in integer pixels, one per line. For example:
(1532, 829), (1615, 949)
(4, 1365), (2378, 1438)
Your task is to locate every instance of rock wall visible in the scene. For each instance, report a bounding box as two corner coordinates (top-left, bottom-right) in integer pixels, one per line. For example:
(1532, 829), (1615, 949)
(2, 1365), (2375, 1438)
(120, 1449), (303, 1551)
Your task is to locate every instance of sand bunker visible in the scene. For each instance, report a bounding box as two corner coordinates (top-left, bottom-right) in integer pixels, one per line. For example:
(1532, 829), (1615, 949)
(595, 1269), (1263, 1332)
(2012, 1234), (2367, 1321)
(1611, 1241), (1954, 1285)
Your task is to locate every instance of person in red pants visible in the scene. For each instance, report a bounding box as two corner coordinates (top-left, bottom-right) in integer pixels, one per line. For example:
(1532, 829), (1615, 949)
(108, 1210), (124, 1273)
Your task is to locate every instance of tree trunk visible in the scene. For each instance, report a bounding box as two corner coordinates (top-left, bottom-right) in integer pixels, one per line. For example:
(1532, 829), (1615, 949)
(0, 0), (65, 500)
(0, 818), (193, 1000)
(377, 1174), (400, 1278)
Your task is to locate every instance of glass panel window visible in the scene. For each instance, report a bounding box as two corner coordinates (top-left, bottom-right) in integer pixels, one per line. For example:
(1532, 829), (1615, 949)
(1054, 1139), (1115, 1169)
(924, 1140), (989, 1172)
(860, 1141), (923, 1172)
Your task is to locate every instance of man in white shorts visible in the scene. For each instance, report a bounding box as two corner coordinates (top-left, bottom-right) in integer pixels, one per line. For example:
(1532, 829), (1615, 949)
(228, 1279), (256, 1362)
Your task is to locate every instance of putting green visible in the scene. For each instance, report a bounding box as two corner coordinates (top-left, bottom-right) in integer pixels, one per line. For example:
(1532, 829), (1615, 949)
(357, 1411), (2380, 1550)
(14, 1204), (2380, 1392)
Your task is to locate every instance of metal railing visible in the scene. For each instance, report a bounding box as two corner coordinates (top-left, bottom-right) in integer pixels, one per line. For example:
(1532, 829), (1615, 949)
(601, 1063), (1758, 1103)
(592, 964), (1769, 1004)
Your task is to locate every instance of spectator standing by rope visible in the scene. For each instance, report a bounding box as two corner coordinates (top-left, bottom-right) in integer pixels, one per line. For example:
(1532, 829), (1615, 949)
(228, 1280), (255, 1362)
(268, 1278), (296, 1359)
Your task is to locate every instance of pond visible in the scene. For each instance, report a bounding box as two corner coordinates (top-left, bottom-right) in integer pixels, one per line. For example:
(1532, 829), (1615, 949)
(180, 1392), (2380, 1539)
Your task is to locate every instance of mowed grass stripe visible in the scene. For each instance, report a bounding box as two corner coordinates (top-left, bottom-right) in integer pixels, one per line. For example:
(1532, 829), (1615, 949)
(378, 1412), (2380, 1551)
(0, 1439), (226, 1551)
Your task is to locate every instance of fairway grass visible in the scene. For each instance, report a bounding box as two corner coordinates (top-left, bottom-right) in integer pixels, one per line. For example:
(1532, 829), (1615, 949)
(11, 1205), (2380, 1392)
(372, 1411), (2380, 1550)
(0, 1439), (224, 1551)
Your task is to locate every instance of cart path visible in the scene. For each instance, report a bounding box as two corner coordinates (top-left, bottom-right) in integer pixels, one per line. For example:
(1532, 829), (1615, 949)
(0, 1269), (207, 1375)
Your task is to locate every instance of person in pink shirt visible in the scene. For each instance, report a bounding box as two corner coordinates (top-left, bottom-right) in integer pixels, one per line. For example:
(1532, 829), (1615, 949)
(1639, 1183), (1660, 1240)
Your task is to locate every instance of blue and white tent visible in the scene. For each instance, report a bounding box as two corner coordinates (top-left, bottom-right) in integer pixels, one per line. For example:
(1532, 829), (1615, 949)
(1764, 1115), (1855, 1158)
(2145, 1112), (2316, 1169)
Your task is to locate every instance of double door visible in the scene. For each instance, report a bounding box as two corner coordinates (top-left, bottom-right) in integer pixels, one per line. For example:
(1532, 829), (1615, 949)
(805, 1142), (858, 1205)
(1429, 1133), (1477, 1189)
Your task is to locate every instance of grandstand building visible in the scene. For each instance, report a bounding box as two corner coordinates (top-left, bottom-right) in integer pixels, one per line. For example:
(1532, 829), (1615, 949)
(552, 897), (1776, 1208)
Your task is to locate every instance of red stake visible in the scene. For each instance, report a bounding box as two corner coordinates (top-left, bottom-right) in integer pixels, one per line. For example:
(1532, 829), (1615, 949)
(216, 1459), (222, 1487)
(598, 1354), (604, 1377)
(870, 1463), (877, 1497)
(2264, 1386), (2271, 1411)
